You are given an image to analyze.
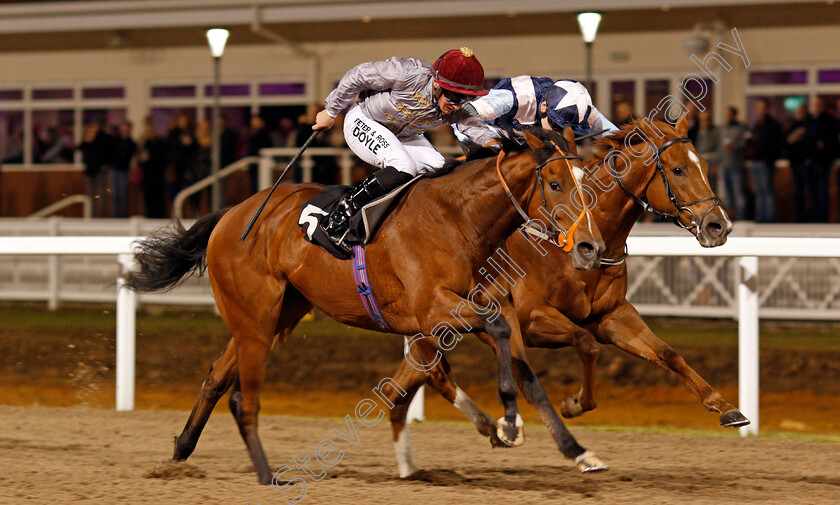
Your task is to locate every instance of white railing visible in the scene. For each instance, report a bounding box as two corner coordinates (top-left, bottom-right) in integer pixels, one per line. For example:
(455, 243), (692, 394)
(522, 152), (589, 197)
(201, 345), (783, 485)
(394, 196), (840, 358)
(29, 194), (92, 219)
(0, 236), (139, 411)
(1, 235), (839, 436)
(172, 156), (259, 220)
(626, 236), (840, 436)
(4, 219), (840, 319)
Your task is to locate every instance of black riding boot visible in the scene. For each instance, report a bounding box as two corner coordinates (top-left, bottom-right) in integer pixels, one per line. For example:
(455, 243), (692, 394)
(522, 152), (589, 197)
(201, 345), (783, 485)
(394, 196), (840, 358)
(323, 166), (413, 247)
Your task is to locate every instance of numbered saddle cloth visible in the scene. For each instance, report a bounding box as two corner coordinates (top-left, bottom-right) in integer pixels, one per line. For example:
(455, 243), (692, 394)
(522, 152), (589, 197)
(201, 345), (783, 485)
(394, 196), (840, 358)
(298, 176), (422, 260)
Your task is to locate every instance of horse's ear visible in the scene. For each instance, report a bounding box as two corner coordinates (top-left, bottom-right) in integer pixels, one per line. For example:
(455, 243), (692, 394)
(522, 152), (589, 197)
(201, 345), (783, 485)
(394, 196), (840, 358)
(563, 126), (577, 154)
(675, 114), (689, 136)
(524, 130), (546, 150)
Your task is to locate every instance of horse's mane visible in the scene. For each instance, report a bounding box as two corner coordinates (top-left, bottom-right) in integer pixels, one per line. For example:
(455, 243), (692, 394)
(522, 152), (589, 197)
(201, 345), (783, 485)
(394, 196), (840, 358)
(587, 118), (683, 169)
(429, 126), (571, 178)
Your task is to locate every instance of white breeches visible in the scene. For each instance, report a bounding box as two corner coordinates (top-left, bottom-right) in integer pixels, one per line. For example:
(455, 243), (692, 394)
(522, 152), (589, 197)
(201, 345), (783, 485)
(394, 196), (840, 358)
(344, 105), (445, 176)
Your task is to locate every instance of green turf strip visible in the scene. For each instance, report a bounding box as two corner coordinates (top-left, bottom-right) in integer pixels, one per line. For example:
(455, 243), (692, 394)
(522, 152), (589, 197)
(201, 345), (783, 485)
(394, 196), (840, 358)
(1, 303), (838, 351)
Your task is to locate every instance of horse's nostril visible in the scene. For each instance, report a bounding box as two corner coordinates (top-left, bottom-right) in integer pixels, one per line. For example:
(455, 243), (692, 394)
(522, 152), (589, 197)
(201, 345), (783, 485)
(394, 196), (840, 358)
(576, 242), (596, 258)
(706, 221), (723, 234)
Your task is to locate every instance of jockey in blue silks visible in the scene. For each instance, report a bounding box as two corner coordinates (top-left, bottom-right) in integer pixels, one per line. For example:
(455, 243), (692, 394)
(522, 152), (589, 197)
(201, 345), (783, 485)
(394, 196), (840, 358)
(456, 77), (618, 141)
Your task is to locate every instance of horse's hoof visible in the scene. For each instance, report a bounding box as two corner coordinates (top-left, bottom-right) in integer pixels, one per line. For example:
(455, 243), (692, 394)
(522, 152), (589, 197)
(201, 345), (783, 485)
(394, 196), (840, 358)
(720, 410), (750, 428)
(560, 397), (585, 418)
(575, 451), (609, 473)
(398, 463), (419, 479)
(496, 414), (525, 447)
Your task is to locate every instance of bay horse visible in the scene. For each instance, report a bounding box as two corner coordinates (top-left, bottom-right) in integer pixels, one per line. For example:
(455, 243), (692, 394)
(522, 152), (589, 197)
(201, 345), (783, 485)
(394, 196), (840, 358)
(127, 127), (605, 484)
(386, 116), (747, 478)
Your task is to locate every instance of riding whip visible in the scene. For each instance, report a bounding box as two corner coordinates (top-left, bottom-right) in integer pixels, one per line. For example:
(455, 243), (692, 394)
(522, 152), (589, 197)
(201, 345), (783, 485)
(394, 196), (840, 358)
(240, 129), (321, 241)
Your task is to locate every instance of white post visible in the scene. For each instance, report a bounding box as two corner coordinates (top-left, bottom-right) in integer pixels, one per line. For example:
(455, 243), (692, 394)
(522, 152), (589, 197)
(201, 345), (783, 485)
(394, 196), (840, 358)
(258, 154), (274, 191)
(339, 153), (353, 186)
(116, 253), (137, 411)
(403, 336), (425, 423)
(47, 255), (59, 311)
(301, 154), (314, 183)
(47, 218), (59, 311)
(738, 256), (759, 436)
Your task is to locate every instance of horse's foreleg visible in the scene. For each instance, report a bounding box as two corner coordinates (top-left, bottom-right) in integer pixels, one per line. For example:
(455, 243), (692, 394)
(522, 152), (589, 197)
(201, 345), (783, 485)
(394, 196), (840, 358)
(485, 327), (607, 472)
(172, 339), (238, 461)
(597, 301), (749, 428)
(482, 305), (523, 447)
(527, 304), (600, 418)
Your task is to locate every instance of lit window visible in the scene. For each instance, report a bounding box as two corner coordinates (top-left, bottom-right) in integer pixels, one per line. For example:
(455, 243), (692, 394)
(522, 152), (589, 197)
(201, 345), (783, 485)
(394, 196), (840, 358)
(817, 69), (840, 84)
(748, 71), (807, 85)
(258, 83), (306, 96)
(82, 87), (125, 99)
(0, 89), (23, 101)
(151, 85), (197, 98)
(204, 84), (250, 97)
(32, 88), (74, 100)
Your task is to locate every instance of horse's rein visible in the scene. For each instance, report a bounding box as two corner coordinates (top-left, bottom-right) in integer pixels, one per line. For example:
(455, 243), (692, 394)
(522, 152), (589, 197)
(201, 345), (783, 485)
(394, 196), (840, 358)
(495, 142), (588, 253)
(546, 140), (589, 252)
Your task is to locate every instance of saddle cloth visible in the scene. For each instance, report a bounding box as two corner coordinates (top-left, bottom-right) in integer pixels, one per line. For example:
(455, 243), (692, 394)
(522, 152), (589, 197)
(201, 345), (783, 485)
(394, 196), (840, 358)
(298, 175), (422, 260)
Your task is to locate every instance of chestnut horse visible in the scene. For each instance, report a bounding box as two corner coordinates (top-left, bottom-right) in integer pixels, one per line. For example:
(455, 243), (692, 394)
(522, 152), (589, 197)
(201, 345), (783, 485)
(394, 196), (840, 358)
(127, 127), (605, 484)
(387, 116), (748, 477)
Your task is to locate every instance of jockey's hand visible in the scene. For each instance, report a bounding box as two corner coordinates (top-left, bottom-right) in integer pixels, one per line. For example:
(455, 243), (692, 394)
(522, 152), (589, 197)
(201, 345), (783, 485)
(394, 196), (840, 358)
(313, 110), (336, 131)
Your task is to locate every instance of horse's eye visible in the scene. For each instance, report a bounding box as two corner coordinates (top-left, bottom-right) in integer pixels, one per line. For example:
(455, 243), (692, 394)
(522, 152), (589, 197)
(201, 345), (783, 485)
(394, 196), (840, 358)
(549, 181), (561, 191)
(672, 166), (685, 176)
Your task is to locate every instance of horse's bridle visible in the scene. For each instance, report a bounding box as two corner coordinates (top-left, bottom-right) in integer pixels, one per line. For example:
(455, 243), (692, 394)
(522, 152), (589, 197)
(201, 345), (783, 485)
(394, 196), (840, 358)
(495, 141), (587, 252)
(608, 137), (722, 232)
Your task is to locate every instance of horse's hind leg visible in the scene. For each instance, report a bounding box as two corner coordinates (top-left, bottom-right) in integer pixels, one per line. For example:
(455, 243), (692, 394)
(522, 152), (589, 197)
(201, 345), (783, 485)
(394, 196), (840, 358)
(225, 286), (313, 485)
(389, 337), (504, 478)
(402, 337), (502, 445)
(597, 302), (748, 428)
(231, 331), (274, 484)
(172, 340), (238, 461)
(417, 290), (524, 447)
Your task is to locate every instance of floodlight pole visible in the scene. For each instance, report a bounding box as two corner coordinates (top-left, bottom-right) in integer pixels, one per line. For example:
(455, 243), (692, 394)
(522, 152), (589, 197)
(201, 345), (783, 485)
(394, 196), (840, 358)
(206, 28), (228, 213)
(577, 12), (602, 96)
(211, 55), (221, 212)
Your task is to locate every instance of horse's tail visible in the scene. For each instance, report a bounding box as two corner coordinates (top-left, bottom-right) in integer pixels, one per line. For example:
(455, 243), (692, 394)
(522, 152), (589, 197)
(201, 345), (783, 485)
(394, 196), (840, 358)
(126, 208), (229, 293)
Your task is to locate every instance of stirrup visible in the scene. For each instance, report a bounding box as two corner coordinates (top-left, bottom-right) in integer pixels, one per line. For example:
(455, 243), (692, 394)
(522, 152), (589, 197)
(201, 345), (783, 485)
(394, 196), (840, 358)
(329, 228), (353, 253)
(322, 203), (353, 251)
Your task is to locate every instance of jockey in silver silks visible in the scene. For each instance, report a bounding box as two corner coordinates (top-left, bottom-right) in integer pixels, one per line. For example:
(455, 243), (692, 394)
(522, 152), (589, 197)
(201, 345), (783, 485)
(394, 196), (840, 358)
(312, 47), (497, 246)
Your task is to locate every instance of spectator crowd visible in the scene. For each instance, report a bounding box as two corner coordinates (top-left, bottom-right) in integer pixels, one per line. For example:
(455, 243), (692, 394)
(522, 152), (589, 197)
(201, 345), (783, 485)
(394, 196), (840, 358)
(2, 98), (839, 222)
(5, 105), (357, 218)
(613, 97), (840, 223)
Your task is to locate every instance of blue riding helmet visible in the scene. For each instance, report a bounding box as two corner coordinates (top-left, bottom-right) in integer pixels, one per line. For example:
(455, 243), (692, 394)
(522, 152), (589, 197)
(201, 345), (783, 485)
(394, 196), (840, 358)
(542, 80), (594, 136)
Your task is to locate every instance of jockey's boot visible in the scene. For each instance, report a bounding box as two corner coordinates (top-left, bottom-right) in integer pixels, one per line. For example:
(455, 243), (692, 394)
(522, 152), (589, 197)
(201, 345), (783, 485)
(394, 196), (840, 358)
(323, 166), (413, 247)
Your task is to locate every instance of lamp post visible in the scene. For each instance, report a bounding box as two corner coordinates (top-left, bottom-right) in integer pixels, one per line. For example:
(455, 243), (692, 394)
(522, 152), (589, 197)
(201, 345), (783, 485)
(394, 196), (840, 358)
(206, 28), (229, 213)
(576, 12), (602, 94)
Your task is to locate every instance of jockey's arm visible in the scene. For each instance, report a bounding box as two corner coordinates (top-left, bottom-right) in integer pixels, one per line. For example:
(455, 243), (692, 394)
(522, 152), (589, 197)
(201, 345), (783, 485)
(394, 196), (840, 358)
(318, 57), (412, 129)
(588, 106), (619, 137)
(451, 107), (501, 148)
(469, 88), (515, 123)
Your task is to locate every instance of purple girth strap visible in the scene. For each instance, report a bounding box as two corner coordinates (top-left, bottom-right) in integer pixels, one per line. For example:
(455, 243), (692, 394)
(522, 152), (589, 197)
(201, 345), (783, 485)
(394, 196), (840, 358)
(352, 245), (391, 331)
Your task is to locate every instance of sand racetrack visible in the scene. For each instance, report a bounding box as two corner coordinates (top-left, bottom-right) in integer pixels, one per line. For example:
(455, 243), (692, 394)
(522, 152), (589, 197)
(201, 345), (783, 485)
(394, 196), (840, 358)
(1, 405), (838, 505)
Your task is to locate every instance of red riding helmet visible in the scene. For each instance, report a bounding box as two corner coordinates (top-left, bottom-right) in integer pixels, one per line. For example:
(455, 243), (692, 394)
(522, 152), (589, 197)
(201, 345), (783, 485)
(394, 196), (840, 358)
(432, 47), (489, 97)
